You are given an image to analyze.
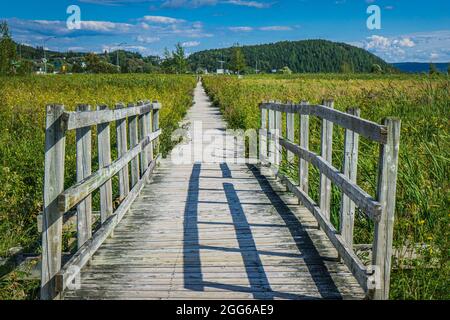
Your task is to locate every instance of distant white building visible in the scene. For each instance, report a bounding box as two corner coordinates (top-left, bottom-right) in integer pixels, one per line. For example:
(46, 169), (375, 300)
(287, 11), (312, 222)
(216, 68), (224, 74)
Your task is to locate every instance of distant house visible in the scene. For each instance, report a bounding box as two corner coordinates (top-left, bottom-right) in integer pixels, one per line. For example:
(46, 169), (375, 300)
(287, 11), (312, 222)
(271, 69), (278, 73)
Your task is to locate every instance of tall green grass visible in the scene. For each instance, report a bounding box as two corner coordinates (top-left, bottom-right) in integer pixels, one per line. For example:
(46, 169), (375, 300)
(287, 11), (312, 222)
(203, 73), (449, 300)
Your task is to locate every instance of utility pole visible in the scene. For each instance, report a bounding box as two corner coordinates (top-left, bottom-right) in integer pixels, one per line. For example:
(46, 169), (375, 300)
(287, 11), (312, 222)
(42, 37), (55, 74)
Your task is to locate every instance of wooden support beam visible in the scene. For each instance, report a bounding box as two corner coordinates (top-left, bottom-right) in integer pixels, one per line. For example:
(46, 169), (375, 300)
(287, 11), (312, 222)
(340, 107), (360, 249)
(299, 101), (309, 194)
(97, 105), (113, 224)
(75, 105), (92, 250)
(320, 99), (334, 221)
(128, 106), (140, 188)
(372, 118), (401, 300)
(115, 103), (130, 201)
(41, 105), (66, 300)
(138, 102), (149, 177)
(286, 101), (295, 163)
(259, 105), (268, 164)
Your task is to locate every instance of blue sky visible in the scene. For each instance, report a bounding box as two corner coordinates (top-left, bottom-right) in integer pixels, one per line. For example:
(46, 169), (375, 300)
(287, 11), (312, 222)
(1, 0), (449, 62)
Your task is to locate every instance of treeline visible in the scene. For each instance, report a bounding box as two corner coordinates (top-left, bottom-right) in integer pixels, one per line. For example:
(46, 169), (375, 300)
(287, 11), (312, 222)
(188, 39), (398, 74)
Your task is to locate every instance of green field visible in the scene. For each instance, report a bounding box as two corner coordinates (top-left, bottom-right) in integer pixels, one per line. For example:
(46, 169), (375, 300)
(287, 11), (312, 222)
(0, 74), (196, 299)
(203, 73), (449, 300)
(0, 73), (448, 300)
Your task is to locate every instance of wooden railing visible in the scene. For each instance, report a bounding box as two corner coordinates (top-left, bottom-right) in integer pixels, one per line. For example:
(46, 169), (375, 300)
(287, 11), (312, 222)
(41, 100), (161, 300)
(259, 100), (401, 300)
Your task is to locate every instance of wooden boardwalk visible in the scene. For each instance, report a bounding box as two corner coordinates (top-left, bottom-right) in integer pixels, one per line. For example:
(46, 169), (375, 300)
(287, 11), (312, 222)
(64, 83), (365, 300)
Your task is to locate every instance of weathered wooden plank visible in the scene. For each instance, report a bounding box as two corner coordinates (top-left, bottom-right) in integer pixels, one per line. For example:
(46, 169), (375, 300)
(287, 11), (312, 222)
(275, 104), (282, 166)
(128, 109), (140, 188)
(56, 156), (160, 292)
(268, 105), (275, 164)
(286, 104), (295, 163)
(260, 102), (387, 144)
(139, 102), (149, 176)
(299, 101), (309, 194)
(259, 107), (268, 163)
(152, 102), (160, 155)
(41, 105), (66, 300)
(75, 105), (92, 249)
(268, 168), (371, 295)
(65, 102), (159, 131)
(339, 107), (360, 248)
(58, 130), (161, 213)
(97, 105), (113, 223)
(372, 118), (401, 300)
(115, 103), (130, 201)
(320, 100), (334, 221)
(277, 136), (381, 221)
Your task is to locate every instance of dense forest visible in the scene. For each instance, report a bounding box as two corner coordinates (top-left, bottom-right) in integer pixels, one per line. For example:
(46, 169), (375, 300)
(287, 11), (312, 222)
(188, 39), (397, 73)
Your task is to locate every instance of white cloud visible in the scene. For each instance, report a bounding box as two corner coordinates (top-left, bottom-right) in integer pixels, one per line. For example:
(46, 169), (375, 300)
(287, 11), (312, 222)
(361, 31), (450, 62)
(229, 26), (254, 32)
(136, 35), (161, 43)
(259, 26), (292, 31)
(182, 41), (200, 47)
(141, 16), (185, 24)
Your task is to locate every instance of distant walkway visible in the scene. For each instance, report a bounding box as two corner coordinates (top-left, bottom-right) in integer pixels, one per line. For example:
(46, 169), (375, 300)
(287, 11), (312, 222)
(64, 82), (364, 300)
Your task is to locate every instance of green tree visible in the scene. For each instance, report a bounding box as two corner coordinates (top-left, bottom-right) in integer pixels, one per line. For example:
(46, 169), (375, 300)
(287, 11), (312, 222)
(173, 43), (188, 74)
(371, 63), (383, 74)
(0, 21), (18, 75)
(230, 45), (246, 75)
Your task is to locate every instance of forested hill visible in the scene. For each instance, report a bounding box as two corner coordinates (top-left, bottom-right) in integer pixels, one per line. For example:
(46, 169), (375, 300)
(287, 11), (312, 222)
(188, 40), (396, 73)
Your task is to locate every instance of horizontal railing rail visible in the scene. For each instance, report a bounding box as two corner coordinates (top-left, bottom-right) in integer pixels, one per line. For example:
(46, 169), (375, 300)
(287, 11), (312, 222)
(41, 100), (162, 300)
(259, 100), (401, 300)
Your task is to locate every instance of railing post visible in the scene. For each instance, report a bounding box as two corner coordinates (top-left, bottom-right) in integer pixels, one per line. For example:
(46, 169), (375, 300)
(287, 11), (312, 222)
(138, 101), (149, 176)
(152, 101), (160, 156)
(275, 101), (282, 167)
(372, 118), (401, 300)
(97, 105), (113, 223)
(146, 101), (154, 164)
(116, 103), (130, 201)
(259, 103), (267, 164)
(268, 101), (275, 164)
(128, 104), (140, 188)
(41, 104), (66, 300)
(299, 101), (310, 194)
(286, 101), (295, 163)
(319, 99), (334, 221)
(75, 105), (92, 250)
(340, 107), (360, 248)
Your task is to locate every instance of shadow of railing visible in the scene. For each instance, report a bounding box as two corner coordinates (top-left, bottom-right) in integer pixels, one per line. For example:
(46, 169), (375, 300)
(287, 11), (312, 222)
(182, 162), (342, 299)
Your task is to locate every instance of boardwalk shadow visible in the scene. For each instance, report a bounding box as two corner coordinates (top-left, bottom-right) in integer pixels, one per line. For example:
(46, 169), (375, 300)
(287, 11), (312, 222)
(183, 162), (342, 300)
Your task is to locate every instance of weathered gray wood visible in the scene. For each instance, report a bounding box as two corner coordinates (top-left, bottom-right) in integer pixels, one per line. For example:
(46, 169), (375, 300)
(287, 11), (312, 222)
(299, 101), (309, 194)
(268, 106), (275, 164)
(97, 105), (113, 223)
(260, 102), (387, 144)
(152, 102), (160, 155)
(286, 103), (295, 163)
(277, 136), (381, 221)
(269, 167), (371, 295)
(259, 107), (268, 163)
(115, 103), (130, 201)
(138, 102), (149, 176)
(147, 107), (154, 165)
(372, 118), (401, 300)
(320, 100), (334, 221)
(275, 105), (282, 166)
(65, 102), (159, 131)
(65, 84), (365, 301)
(41, 105), (66, 300)
(59, 130), (161, 213)
(339, 108), (360, 248)
(75, 105), (92, 249)
(128, 109), (140, 188)
(56, 156), (160, 293)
